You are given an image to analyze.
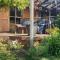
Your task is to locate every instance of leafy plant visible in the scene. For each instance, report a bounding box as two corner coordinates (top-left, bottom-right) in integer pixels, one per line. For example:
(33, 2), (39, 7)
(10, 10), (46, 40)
(8, 40), (24, 50)
(46, 27), (60, 36)
(25, 27), (60, 60)
(44, 28), (60, 56)
(54, 13), (60, 28)
(25, 47), (39, 60)
(0, 0), (29, 10)
(25, 41), (49, 60)
(0, 38), (24, 60)
(0, 38), (17, 60)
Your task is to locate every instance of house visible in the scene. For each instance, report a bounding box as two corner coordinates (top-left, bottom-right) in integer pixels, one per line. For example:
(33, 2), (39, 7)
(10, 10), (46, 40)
(0, 6), (40, 33)
(0, 0), (40, 33)
(0, 0), (59, 34)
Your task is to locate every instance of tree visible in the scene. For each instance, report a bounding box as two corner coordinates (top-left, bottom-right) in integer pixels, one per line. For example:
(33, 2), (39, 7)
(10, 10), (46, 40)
(0, 0), (29, 10)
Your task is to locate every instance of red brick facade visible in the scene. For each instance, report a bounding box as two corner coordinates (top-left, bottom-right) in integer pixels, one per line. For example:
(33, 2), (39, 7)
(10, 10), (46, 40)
(0, 7), (39, 32)
(0, 7), (9, 32)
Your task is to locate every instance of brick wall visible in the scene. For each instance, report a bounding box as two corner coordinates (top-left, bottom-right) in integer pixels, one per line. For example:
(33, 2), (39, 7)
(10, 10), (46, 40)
(0, 7), (9, 32)
(22, 7), (40, 19)
(23, 7), (30, 19)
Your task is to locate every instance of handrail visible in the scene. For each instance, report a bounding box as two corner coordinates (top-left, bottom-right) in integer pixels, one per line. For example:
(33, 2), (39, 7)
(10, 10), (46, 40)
(0, 33), (49, 37)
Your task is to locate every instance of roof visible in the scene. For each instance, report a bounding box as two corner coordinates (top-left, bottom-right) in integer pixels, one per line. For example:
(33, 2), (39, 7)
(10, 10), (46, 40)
(34, 0), (60, 11)
(41, 0), (60, 10)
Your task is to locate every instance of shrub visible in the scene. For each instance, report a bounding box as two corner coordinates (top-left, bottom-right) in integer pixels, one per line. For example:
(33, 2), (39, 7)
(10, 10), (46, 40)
(25, 27), (60, 60)
(25, 47), (39, 60)
(44, 28), (60, 56)
(25, 41), (49, 60)
(8, 40), (24, 50)
(0, 38), (24, 60)
(46, 27), (60, 36)
(0, 38), (17, 60)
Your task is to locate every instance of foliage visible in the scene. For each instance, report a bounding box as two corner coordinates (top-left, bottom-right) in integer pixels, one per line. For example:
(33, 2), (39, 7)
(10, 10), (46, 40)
(25, 28), (60, 60)
(25, 41), (49, 60)
(46, 27), (60, 36)
(0, 38), (17, 60)
(54, 13), (60, 28)
(43, 28), (60, 56)
(0, 38), (24, 60)
(8, 40), (25, 60)
(25, 47), (39, 60)
(0, 28), (60, 60)
(0, 52), (17, 60)
(8, 40), (24, 49)
(0, 0), (29, 10)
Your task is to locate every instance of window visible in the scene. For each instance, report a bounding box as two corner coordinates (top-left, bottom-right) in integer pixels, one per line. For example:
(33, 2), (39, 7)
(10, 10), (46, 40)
(10, 7), (30, 34)
(10, 7), (22, 24)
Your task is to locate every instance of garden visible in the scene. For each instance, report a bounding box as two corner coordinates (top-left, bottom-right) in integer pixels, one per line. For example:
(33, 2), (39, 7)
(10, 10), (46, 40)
(0, 27), (60, 60)
(0, 14), (60, 60)
(0, 0), (60, 60)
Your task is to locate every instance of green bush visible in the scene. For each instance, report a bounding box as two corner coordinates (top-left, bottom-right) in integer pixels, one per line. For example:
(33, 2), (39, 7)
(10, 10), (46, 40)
(8, 40), (24, 50)
(25, 44), (49, 60)
(44, 28), (60, 56)
(25, 28), (60, 60)
(0, 38), (24, 60)
(25, 47), (39, 60)
(0, 52), (17, 60)
(0, 38), (17, 60)
(25, 40), (49, 60)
